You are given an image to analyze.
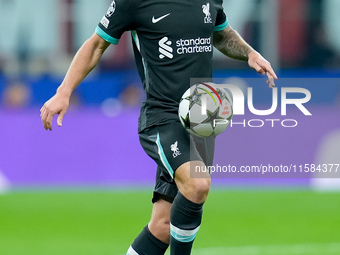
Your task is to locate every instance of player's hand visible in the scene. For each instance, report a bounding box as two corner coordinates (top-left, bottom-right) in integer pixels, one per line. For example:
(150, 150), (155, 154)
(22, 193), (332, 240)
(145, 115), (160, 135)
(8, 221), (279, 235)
(40, 91), (70, 131)
(248, 51), (278, 89)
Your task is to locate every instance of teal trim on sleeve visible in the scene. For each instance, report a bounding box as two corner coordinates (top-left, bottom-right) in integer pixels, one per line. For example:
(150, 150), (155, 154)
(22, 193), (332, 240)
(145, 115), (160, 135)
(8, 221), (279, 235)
(95, 26), (119, 45)
(214, 19), (229, 32)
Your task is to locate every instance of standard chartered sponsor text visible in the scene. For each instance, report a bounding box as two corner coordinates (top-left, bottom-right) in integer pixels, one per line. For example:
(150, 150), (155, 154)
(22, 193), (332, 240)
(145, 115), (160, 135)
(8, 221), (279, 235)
(176, 37), (212, 54)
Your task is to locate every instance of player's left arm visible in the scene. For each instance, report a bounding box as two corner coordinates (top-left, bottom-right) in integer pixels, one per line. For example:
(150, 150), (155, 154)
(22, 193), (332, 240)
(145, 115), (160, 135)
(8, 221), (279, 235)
(213, 25), (277, 88)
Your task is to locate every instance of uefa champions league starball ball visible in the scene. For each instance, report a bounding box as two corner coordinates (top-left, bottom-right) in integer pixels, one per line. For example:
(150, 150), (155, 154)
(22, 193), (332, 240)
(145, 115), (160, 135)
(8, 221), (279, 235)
(178, 82), (233, 137)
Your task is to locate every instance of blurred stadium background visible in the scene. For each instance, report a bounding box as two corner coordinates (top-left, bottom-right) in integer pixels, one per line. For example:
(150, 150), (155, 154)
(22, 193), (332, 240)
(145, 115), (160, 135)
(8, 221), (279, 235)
(0, 0), (340, 254)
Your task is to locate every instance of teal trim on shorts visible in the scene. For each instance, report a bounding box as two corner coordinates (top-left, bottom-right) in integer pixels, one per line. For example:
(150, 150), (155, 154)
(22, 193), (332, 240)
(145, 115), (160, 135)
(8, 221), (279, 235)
(214, 19), (229, 32)
(95, 26), (119, 45)
(156, 133), (174, 178)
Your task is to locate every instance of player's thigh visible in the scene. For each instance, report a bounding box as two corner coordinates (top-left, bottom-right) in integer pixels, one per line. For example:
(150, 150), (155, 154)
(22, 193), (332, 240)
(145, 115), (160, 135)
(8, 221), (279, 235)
(139, 121), (201, 181)
(173, 135), (215, 199)
(139, 121), (214, 203)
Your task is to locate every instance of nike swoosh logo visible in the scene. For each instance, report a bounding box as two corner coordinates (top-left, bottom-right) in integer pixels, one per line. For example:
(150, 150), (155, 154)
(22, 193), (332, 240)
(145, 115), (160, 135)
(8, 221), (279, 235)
(152, 13), (170, 23)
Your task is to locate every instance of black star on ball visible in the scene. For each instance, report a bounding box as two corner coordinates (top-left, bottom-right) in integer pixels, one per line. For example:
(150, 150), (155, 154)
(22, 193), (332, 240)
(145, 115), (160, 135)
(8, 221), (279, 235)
(186, 87), (204, 109)
(202, 107), (225, 125)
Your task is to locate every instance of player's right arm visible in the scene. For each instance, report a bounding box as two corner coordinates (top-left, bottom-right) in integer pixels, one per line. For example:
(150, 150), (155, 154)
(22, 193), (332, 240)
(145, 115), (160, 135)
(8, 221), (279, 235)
(40, 33), (110, 131)
(213, 25), (277, 88)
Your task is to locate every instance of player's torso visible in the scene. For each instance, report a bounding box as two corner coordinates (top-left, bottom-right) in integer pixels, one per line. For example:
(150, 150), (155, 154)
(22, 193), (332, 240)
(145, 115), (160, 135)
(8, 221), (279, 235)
(132, 0), (219, 65)
(131, 0), (223, 101)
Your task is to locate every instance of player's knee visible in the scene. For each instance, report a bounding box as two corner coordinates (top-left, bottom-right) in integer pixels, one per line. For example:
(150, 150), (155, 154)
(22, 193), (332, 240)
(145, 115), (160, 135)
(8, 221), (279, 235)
(175, 161), (211, 203)
(182, 177), (211, 203)
(192, 178), (211, 199)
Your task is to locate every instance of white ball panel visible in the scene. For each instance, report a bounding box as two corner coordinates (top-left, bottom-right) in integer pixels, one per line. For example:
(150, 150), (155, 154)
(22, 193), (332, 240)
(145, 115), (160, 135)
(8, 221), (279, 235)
(178, 98), (190, 119)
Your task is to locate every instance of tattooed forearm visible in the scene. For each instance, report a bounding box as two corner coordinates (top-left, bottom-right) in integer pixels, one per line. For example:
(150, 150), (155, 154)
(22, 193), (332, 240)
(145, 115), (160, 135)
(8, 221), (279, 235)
(213, 26), (254, 61)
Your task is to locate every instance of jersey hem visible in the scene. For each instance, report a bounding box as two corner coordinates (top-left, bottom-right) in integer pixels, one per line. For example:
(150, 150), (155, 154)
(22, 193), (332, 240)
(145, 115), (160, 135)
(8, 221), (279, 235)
(214, 19), (229, 32)
(95, 26), (119, 45)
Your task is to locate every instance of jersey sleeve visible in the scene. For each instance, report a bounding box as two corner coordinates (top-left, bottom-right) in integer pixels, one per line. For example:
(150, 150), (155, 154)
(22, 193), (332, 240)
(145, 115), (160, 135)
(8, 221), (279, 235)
(95, 0), (135, 45)
(214, 0), (229, 32)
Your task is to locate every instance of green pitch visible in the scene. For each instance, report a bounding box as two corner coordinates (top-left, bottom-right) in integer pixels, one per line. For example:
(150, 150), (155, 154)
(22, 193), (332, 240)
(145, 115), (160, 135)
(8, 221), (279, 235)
(0, 188), (340, 255)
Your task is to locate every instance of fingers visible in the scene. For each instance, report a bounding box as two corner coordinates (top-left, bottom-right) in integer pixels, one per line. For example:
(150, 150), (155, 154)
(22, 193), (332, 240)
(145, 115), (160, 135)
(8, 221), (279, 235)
(249, 52), (278, 78)
(251, 56), (278, 89)
(252, 63), (266, 75)
(254, 61), (278, 79)
(267, 77), (275, 89)
(57, 111), (65, 127)
(266, 72), (276, 89)
(266, 67), (278, 80)
(40, 105), (52, 131)
(46, 112), (54, 131)
(40, 106), (48, 130)
(40, 104), (55, 131)
(40, 93), (69, 131)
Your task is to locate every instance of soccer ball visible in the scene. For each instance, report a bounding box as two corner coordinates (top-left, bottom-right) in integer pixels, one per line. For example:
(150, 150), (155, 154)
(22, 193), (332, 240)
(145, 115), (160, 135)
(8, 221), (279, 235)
(178, 82), (233, 137)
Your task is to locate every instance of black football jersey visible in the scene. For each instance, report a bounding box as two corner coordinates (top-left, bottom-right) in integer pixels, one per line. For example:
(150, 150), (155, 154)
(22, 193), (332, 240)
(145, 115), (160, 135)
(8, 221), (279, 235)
(96, 0), (228, 131)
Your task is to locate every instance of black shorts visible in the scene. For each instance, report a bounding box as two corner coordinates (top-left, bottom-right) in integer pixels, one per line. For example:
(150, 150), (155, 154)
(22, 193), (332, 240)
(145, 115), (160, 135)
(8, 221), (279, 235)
(139, 121), (215, 203)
